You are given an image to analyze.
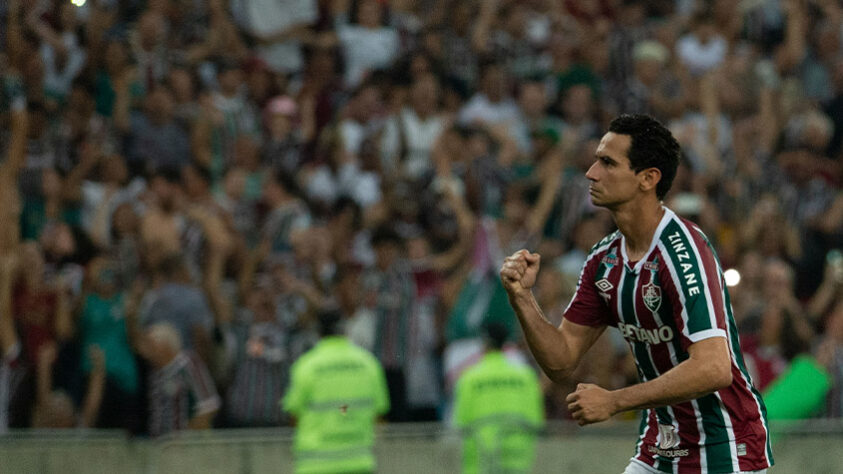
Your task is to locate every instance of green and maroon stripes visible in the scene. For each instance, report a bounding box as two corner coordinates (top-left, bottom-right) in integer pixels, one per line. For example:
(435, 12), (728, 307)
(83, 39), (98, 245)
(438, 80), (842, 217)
(658, 220), (725, 342)
(620, 266), (676, 472)
(573, 210), (772, 472)
(635, 258), (706, 473)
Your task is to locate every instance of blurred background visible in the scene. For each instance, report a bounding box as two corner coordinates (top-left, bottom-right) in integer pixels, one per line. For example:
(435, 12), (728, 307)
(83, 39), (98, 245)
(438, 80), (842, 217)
(0, 0), (842, 472)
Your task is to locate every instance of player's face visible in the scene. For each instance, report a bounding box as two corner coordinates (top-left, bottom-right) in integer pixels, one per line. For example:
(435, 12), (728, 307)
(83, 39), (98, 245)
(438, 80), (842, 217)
(585, 132), (640, 209)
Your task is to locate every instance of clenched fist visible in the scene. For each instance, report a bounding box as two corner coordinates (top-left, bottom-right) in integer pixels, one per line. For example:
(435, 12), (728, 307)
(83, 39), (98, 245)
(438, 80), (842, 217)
(566, 383), (617, 426)
(500, 249), (541, 295)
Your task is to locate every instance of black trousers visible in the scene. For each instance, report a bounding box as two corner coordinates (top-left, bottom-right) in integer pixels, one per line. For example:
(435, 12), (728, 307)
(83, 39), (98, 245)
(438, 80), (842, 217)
(384, 368), (409, 422)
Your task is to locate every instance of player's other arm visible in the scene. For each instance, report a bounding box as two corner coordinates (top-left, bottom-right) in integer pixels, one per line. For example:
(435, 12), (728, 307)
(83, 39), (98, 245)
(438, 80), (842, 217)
(615, 337), (732, 409)
(567, 337), (732, 425)
(501, 250), (606, 383)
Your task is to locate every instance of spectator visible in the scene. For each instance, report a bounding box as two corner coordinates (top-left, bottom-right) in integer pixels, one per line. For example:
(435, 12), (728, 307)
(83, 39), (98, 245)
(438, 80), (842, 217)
(93, 39), (139, 119)
(68, 148), (144, 249)
(380, 73), (447, 182)
(334, 0), (400, 88)
(31, 342), (106, 429)
(232, 0), (319, 75)
(615, 40), (680, 118)
(139, 323), (220, 437)
(363, 225), (415, 422)
(556, 83), (599, 152)
(118, 84), (191, 176)
(261, 168), (312, 255)
(513, 78), (564, 156)
(137, 254), (215, 363)
(305, 121), (383, 211)
(224, 276), (289, 427)
(741, 259), (814, 390)
(818, 300), (843, 417)
(439, 2), (480, 87)
(262, 95), (305, 175)
(108, 202), (142, 289)
(77, 256), (142, 432)
(12, 242), (73, 365)
(139, 166), (185, 270)
(203, 60), (261, 178)
(0, 255), (23, 433)
(334, 265), (376, 350)
(458, 62), (519, 127)
(0, 105), (29, 254)
(131, 10), (169, 90)
(28, 2), (87, 104)
(676, 10), (728, 76)
(19, 166), (80, 242)
(183, 0), (248, 66)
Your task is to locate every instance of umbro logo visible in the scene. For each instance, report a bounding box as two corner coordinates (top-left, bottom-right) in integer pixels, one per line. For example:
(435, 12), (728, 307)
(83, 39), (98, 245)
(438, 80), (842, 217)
(595, 279), (613, 292)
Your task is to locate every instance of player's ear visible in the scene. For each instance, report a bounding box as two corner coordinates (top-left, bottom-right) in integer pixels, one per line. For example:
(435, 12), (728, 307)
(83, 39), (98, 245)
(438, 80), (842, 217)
(638, 167), (662, 194)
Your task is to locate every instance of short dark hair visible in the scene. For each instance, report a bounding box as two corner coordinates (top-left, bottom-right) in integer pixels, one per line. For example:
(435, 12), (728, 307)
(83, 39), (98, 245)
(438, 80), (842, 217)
(317, 307), (344, 337)
(271, 167), (301, 197)
(151, 164), (182, 184)
(608, 114), (681, 200)
(482, 321), (510, 351)
(185, 161), (212, 185)
(370, 225), (403, 248)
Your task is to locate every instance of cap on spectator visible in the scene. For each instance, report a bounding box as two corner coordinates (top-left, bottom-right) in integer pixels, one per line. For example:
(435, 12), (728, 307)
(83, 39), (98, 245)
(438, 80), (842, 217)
(633, 40), (669, 64)
(265, 96), (298, 118)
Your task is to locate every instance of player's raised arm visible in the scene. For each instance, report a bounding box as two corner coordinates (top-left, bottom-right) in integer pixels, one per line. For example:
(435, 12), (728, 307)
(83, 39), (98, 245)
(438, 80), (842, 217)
(500, 250), (606, 383)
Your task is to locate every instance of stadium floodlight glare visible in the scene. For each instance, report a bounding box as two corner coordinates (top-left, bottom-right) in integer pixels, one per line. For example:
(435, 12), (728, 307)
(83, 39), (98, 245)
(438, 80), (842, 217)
(724, 269), (741, 287)
(71, 0), (86, 6)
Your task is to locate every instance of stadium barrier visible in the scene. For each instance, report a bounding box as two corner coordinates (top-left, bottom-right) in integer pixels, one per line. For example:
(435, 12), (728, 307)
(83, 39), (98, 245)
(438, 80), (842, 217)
(1, 420), (841, 473)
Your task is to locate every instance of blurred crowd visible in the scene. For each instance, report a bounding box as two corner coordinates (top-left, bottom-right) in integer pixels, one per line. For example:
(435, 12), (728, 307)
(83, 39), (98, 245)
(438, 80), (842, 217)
(1, 0), (843, 436)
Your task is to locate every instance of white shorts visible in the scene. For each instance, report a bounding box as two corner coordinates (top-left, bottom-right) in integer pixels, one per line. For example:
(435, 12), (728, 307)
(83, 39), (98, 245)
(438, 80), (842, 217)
(623, 458), (767, 474)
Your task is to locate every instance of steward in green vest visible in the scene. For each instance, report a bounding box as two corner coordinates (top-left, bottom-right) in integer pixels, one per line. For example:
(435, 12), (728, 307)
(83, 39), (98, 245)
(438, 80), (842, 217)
(454, 322), (545, 474)
(283, 308), (390, 474)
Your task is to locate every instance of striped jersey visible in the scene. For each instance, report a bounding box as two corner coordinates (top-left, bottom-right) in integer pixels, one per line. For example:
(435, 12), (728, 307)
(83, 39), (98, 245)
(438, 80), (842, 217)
(148, 351), (220, 437)
(564, 208), (773, 473)
(0, 344), (21, 434)
(226, 320), (289, 426)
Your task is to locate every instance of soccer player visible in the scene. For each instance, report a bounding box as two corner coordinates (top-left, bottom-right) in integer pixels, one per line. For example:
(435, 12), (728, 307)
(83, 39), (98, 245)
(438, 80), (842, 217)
(500, 114), (773, 474)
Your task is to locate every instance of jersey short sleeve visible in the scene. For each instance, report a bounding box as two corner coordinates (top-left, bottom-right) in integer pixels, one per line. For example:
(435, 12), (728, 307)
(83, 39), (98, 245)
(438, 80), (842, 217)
(658, 220), (728, 348)
(563, 252), (612, 327)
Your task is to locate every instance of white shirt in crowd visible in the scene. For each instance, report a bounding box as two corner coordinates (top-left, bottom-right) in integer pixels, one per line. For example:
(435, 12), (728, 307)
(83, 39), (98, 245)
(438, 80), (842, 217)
(379, 108), (446, 180)
(676, 33), (727, 76)
(458, 93), (520, 127)
(230, 0), (318, 74)
(337, 23), (399, 88)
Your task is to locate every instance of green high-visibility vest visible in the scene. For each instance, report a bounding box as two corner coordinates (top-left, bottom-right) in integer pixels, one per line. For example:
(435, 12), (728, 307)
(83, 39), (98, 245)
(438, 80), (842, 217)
(454, 352), (545, 474)
(283, 337), (390, 474)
